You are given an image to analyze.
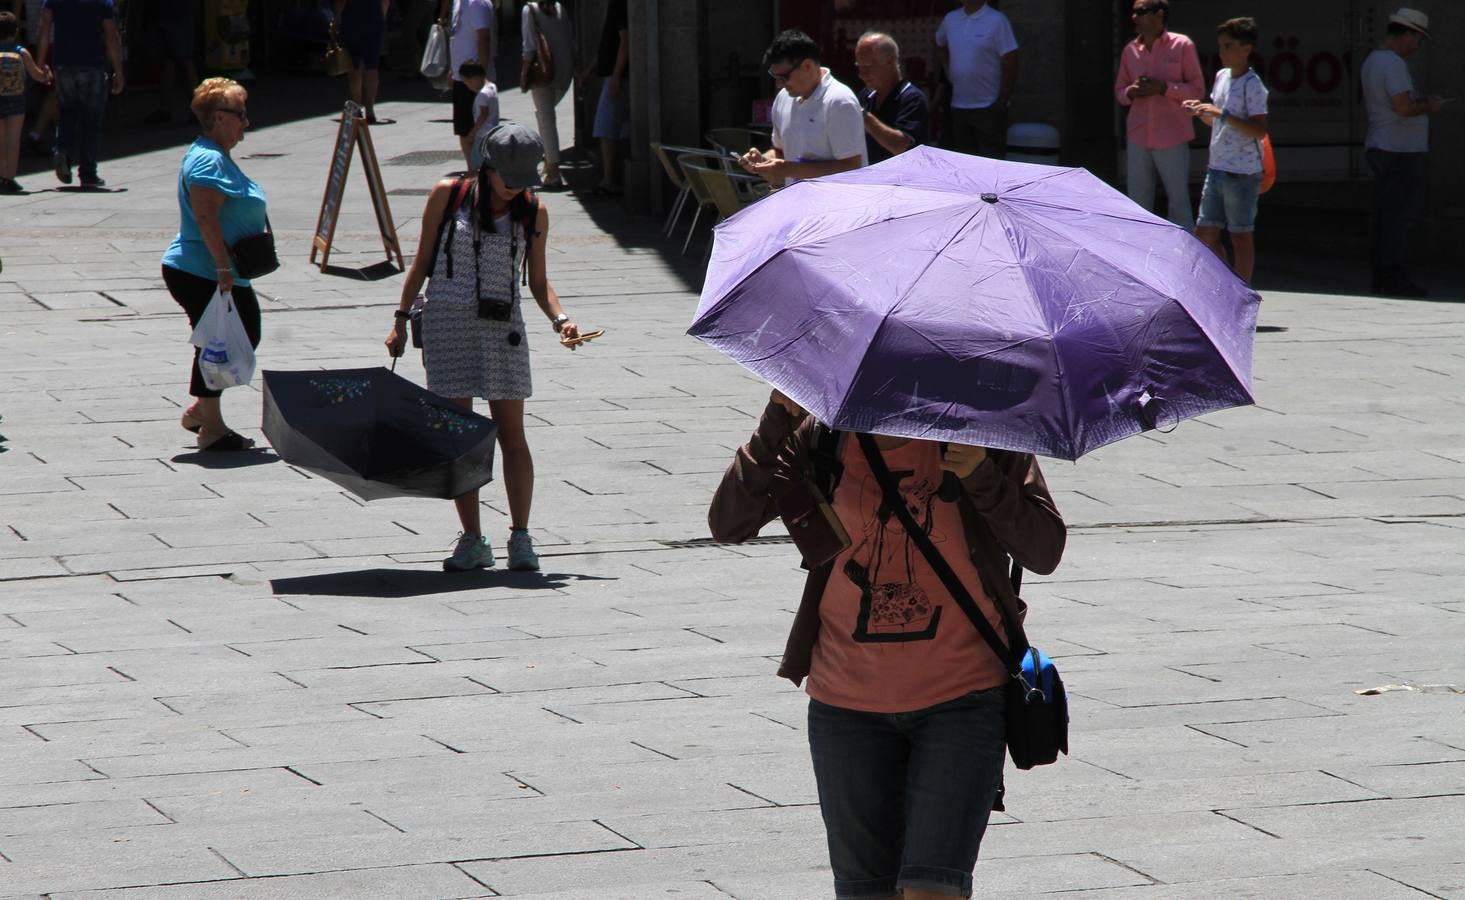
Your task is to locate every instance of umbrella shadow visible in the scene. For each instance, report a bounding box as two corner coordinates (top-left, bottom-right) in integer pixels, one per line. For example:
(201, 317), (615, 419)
(170, 448), (279, 469)
(320, 261), (403, 281)
(270, 566), (615, 598)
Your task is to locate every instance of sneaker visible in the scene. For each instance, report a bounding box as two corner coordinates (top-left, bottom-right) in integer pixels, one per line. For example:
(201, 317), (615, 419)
(443, 532), (494, 571)
(53, 151), (72, 184)
(506, 528), (540, 571)
(0, 178), (20, 194)
(79, 175), (106, 189)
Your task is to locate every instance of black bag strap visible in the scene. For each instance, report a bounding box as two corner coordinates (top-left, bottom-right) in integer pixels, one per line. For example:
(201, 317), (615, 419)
(430, 176), (473, 280)
(856, 433), (1024, 677)
(810, 422), (844, 499)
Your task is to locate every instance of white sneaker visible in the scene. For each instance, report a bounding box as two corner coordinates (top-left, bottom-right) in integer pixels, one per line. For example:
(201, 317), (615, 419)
(443, 532), (494, 571)
(506, 529), (540, 571)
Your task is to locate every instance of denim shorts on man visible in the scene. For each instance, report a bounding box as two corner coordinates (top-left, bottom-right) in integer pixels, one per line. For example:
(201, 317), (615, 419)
(807, 688), (1006, 898)
(1196, 168), (1262, 233)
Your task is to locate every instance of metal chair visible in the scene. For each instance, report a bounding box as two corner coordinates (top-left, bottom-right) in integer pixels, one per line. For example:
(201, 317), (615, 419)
(706, 127), (769, 157)
(683, 160), (761, 222)
(652, 143), (729, 240)
(677, 158), (722, 254)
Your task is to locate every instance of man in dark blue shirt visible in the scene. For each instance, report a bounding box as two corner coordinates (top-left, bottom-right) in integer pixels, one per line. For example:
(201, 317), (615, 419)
(855, 31), (929, 164)
(38, 0), (123, 187)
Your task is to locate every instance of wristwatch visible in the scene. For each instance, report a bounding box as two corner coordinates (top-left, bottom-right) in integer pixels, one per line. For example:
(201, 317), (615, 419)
(551, 313), (570, 333)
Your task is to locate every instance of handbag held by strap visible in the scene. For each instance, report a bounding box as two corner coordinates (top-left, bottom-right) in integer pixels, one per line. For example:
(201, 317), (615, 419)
(855, 433), (1068, 770)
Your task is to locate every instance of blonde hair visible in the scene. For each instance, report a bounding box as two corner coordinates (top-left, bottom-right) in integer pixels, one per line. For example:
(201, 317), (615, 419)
(191, 77), (246, 130)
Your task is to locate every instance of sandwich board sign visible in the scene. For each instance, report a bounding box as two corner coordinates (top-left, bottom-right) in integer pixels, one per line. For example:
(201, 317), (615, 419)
(311, 101), (405, 271)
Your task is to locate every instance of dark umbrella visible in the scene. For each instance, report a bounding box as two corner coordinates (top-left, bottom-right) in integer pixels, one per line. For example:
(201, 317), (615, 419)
(262, 367), (496, 500)
(688, 146), (1260, 460)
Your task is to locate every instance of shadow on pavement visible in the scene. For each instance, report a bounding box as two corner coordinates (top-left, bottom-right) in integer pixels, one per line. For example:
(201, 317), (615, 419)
(170, 448), (278, 468)
(270, 566), (614, 598)
(322, 261), (403, 281)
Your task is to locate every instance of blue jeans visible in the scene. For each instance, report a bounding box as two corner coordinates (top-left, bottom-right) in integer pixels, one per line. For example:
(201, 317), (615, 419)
(53, 67), (110, 179)
(808, 688), (1007, 898)
(1127, 142), (1192, 230)
(1196, 168), (1262, 233)
(1365, 149), (1427, 271)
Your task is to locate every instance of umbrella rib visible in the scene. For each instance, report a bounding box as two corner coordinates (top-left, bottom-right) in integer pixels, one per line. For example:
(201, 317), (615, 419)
(834, 203), (991, 428)
(982, 203), (1075, 458)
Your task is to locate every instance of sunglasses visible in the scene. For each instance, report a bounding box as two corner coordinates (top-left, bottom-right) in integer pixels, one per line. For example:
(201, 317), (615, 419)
(767, 60), (805, 83)
(1132, 5), (1162, 16)
(216, 108), (249, 122)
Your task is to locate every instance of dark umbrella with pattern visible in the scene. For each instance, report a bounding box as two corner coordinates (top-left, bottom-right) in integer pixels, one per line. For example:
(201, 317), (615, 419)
(262, 367), (496, 501)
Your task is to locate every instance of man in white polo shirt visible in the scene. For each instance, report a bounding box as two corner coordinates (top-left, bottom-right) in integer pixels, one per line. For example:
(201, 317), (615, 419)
(935, 0), (1019, 158)
(738, 30), (865, 187)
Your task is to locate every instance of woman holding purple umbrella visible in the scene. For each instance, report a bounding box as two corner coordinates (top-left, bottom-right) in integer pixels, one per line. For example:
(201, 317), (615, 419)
(709, 390), (1065, 899)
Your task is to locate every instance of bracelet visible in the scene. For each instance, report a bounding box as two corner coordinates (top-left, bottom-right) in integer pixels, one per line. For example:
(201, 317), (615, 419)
(393, 310), (411, 320)
(551, 313), (570, 333)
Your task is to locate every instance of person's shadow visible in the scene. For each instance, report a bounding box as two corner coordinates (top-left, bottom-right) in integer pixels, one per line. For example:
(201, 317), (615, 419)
(269, 567), (615, 598)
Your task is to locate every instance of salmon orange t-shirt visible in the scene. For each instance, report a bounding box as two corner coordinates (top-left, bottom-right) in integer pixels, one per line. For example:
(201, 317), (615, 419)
(805, 438), (1009, 713)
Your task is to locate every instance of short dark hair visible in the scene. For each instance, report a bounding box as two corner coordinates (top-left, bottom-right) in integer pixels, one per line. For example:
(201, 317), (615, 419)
(1143, 0), (1169, 23)
(0, 12), (17, 41)
(1217, 16), (1258, 46)
(458, 61), (486, 80)
(764, 29), (820, 68)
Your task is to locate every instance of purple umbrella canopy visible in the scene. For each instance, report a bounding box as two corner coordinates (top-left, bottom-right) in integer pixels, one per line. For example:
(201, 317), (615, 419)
(688, 146), (1260, 460)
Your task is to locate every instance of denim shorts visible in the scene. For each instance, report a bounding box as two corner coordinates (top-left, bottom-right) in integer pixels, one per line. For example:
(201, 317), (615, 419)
(808, 688), (1007, 898)
(1196, 168), (1262, 233)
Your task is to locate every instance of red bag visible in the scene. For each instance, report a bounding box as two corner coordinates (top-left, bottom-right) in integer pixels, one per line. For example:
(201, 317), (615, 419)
(1259, 135), (1276, 194)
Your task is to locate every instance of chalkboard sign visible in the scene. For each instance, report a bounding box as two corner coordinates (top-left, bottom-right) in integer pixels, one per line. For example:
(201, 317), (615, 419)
(310, 101), (405, 271)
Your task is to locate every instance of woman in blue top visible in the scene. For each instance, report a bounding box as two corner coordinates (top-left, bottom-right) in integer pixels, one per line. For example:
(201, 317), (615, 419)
(161, 77), (268, 451)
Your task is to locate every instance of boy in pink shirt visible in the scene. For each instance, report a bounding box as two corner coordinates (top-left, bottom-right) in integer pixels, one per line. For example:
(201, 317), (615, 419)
(1114, 0), (1204, 229)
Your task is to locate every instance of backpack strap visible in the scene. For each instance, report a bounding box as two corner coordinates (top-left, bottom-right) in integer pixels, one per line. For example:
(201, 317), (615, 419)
(429, 176), (473, 280)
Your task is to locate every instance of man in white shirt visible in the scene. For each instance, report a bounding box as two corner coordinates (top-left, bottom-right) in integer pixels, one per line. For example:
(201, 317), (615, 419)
(1361, 7), (1443, 297)
(739, 30), (865, 188)
(441, 0), (494, 166)
(935, 0), (1018, 158)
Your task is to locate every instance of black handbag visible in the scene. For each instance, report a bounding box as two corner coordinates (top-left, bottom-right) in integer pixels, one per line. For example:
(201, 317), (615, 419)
(856, 434), (1069, 772)
(230, 217), (279, 279)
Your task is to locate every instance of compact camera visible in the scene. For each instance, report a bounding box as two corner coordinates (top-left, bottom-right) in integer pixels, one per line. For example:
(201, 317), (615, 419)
(477, 296), (513, 322)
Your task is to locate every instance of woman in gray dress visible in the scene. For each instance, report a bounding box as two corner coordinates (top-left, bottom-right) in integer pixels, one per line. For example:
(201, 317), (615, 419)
(386, 124), (580, 572)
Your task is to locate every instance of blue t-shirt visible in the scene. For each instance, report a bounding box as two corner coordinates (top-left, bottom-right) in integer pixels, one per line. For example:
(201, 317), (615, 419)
(42, 0), (114, 68)
(162, 137), (269, 286)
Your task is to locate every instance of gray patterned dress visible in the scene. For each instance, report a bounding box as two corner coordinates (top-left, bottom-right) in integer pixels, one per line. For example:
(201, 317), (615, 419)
(421, 201), (533, 400)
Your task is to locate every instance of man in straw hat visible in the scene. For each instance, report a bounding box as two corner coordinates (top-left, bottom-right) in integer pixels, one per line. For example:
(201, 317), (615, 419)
(1361, 7), (1447, 297)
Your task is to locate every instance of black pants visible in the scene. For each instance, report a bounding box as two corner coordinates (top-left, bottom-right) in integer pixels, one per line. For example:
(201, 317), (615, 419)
(948, 105), (1008, 159)
(1365, 148), (1427, 273)
(163, 265), (261, 399)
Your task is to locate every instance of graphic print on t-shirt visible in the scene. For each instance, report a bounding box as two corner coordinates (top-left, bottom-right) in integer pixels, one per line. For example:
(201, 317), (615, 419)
(841, 464), (946, 642)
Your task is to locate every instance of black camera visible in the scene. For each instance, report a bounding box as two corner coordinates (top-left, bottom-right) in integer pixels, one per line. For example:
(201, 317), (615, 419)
(477, 296), (513, 322)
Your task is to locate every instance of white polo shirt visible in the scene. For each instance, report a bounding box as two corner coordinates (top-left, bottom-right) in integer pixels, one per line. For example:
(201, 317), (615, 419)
(771, 68), (867, 178)
(935, 3), (1019, 110)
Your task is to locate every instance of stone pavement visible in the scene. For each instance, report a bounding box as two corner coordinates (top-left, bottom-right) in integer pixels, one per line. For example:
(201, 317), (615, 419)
(2, 83), (1464, 899)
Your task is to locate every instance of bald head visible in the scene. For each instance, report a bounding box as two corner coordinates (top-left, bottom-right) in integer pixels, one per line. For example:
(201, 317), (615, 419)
(855, 31), (902, 93)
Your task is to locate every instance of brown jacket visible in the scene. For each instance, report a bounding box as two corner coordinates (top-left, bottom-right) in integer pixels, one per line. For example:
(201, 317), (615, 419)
(708, 399), (1067, 686)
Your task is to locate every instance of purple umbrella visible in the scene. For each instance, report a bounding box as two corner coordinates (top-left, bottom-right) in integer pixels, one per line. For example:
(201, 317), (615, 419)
(688, 146), (1259, 460)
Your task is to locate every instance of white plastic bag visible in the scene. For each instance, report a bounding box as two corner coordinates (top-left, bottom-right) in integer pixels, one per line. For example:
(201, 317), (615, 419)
(189, 289), (255, 391)
(421, 22), (449, 79)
